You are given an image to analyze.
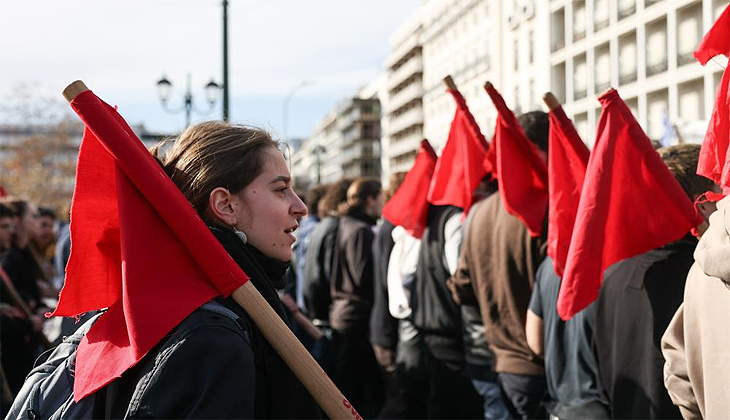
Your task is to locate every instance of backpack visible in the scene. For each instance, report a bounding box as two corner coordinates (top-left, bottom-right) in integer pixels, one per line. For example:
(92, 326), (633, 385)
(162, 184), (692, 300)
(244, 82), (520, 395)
(5, 301), (243, 420)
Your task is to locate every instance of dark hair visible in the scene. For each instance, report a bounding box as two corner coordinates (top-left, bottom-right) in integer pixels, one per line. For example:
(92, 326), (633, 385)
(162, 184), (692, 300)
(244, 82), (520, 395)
(151, 121), (279, 222)
(658, 144), (716, 200)
(343, 178), (382, 216)
(38, 207), (56, 220)
(0, 197), (29, 218)
(517, 111), (549, 152)
(319, 178), (354, 217)
(384, 172), (407, 203)
(0, 202), (16, 219)
(305, 184), (330, 218)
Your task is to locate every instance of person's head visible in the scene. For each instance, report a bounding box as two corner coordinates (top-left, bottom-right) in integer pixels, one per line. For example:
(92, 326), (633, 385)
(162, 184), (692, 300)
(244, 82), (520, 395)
(0, 198), (40, 249)
(383, 172), (407, 203)
(0, 202), (17, 252)
(305, 184), (329, 219)
(153, 121), (307, 262)
(344, 178), (383, 219)
(319, 178), (354, 217)
(517, 111), (549, 163)
(35, 207), (57, 250)
(658, 144), (720, 221)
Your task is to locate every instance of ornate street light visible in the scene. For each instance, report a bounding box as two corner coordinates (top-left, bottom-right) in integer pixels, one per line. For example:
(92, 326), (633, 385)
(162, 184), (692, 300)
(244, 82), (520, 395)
(155, 73), (221, 129)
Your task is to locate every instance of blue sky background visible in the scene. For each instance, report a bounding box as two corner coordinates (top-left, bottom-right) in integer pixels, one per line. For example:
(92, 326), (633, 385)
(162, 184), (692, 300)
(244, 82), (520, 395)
(1, 0), (420, 138)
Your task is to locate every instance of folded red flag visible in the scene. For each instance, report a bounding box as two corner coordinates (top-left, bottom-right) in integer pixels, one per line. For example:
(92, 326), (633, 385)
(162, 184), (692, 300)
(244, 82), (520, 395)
(547, 106), (590, 277)
(557, 89), (704, 320)
(484, 83), (548, 237)
(427, 88), (490, 215)
(382, 140), (438, 239)
(51, 90), (248, 400)
(695, 4), (730, 189)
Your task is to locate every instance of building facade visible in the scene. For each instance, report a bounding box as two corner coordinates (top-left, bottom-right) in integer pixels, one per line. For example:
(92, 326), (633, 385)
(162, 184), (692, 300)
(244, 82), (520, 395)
(291, 94), (382, 190)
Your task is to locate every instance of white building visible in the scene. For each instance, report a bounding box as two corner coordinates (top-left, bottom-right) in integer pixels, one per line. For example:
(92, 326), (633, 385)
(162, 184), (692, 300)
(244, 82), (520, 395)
(291, 90), (382, 190)
(383, 12), (425, 176)
(378, 0), (727, 177)
(544, 0), (727, 144)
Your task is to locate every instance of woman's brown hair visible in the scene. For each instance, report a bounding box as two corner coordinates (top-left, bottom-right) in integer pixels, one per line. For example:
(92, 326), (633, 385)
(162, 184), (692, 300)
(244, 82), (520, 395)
(343, 178), (382, 216)
(150, 121), (279, 222)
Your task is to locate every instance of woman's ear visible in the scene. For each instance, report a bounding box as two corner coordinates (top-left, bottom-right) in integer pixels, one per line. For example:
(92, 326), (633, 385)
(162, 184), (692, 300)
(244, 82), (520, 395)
(208, 187), (238, 226)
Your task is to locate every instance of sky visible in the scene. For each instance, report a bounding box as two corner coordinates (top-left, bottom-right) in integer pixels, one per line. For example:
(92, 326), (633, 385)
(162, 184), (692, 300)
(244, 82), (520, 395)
(1, 0), (420, 138)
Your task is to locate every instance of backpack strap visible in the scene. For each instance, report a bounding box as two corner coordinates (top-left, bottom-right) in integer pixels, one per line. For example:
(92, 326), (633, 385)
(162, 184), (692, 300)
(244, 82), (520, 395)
(200, 300), (250, 344)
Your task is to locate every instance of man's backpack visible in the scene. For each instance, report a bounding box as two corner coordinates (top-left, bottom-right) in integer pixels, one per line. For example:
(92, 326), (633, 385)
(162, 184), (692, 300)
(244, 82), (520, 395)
(4, 301), (243, 420)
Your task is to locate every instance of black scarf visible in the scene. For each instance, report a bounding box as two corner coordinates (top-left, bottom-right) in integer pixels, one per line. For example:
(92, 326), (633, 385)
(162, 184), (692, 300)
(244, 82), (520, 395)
(209, 226), (321, 419)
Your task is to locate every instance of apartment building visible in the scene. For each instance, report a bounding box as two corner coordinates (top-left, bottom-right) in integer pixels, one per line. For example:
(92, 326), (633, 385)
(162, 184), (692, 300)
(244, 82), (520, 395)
(545, 0), (727, 144)
(291, 95), (381, 190)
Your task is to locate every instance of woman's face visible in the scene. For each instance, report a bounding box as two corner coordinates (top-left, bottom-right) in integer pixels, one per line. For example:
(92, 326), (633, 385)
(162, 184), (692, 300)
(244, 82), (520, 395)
(234, 147), (307, 261)
(20, 204), (41, 243)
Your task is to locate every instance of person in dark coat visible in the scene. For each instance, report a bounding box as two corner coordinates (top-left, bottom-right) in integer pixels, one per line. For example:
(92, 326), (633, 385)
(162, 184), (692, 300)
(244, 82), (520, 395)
(301, 178), (352, 374)
(592, 144), (718, 419)
(329, 177), (384, 419)
(102, 122), (321, 418)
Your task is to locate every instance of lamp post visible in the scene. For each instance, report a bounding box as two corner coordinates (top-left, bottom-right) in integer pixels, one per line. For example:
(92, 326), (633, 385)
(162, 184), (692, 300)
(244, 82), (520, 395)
(282, 80), (314, 142)
(313, 145), (326, 184)
(222, 0), (229, 122)
(156, 73), (221, 129)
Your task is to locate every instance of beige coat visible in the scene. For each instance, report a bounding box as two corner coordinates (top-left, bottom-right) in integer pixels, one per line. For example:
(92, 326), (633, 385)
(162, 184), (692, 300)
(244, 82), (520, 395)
(662, 196), (730, 419)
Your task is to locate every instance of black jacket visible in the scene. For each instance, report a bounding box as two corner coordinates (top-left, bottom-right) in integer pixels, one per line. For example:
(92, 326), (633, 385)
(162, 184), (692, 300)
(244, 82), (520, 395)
(104, 228), (321, 419)
(329, 212), (377, 332)
(593, 238), (695, 419)
(302, 217), (338, 322)
(369, 220), (398, 349)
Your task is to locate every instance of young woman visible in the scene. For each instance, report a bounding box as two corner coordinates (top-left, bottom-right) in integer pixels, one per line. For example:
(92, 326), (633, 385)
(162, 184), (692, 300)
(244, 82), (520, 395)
(104, 121), (321, 418)
(329, 177), (384, 418)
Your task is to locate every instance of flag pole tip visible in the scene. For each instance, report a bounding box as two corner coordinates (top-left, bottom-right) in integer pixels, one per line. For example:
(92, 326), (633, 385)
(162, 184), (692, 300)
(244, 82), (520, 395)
(443, 76), (457, 91)
(542, 92), (561, 110)
(63, 80), (89, 103)
(484, 81), (493, 90)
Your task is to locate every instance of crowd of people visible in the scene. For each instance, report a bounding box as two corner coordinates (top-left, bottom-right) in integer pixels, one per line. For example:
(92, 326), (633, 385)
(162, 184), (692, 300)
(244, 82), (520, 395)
(0, 112), (725, 420)
(280, 110), (723, 419)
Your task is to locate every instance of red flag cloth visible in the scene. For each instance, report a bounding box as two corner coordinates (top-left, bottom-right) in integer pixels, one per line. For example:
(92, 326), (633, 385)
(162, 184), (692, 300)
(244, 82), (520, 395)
(51, 90), (248, 400)
(484, 83), (548, 237)
(382, 140), (438, 239)
(427, 89), (490, 214)
(0, 186), (7, 197)
(547, 106), (590, 277)
(557, 89), (704, 320)
(694, 4), (730, 65)
(695, 4), (730, 189)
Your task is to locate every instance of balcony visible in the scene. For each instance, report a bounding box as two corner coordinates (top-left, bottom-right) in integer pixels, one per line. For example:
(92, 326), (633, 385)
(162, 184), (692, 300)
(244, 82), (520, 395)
(677, 52), (695, 67)
(552, 39), (565, 52)
(646, 59), (668, 77)
(594, 19), (609, 31)
(387, 83), (423, 114)
(618, 4), (636, 19)
(619, 71), (638, 85)
(387, 56), (423, 91)
(388, 107), (424, 136)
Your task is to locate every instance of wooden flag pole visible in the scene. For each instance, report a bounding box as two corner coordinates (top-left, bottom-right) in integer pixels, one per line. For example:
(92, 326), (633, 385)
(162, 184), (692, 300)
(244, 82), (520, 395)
(542, 92), (561, 111)
(443, 75), (458, 91)
(62, 80), (360, 420)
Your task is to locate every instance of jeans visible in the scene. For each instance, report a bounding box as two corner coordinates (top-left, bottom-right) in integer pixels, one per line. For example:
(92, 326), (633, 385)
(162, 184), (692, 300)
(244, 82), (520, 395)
(471, 378), (510, 420)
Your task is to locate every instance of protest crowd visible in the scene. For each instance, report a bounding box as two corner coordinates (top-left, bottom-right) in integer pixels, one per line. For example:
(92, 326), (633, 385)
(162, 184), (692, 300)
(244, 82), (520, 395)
(3, 6), (730, 420)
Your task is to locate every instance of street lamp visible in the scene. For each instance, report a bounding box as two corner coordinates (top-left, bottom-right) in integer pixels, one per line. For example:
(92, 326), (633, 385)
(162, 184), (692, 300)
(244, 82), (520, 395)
(282, 80), (314, 142)
(156, 73), (222, 129)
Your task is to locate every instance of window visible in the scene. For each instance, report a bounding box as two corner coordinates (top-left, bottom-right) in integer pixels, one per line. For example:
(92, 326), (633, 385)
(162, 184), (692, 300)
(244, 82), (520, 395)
(573, 54), (588, 100)
(619, 31), (637, 84)
(646, 19), (668, 77)
(677, 2), (702, 67)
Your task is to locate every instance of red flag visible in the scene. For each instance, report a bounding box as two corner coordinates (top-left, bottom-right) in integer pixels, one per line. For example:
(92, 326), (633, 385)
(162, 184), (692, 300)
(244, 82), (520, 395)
(484, 83), (548, 237)
(427, 88), (490, 214)
(547, 106), (590, 277)
(382, 140), (438, 239)
(0, 186), (7, 198)
(557, 89), (704, 320)
(695, 4), (730, 189)
(52, 90), (248, 400)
